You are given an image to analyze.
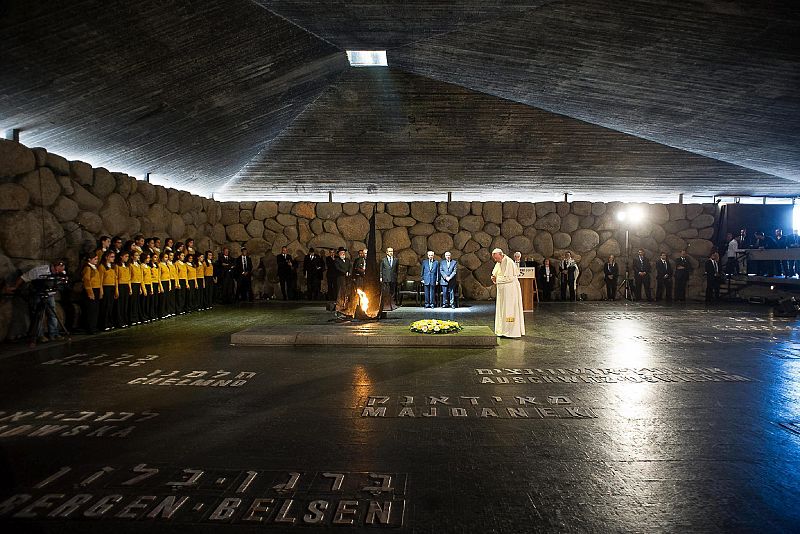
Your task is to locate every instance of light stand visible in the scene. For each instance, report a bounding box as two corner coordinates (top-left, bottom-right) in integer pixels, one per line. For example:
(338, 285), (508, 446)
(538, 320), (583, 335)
(616, 228), (633, 300)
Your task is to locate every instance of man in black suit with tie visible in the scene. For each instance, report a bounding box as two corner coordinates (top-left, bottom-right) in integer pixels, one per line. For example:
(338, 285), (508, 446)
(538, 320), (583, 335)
(380, 247), (399, 300)
(655, 251), (673, 302)
(303, 248), (325, 300)
(325, 249), (337, 298)
(217, 246), (235, 304)
(236, 247), (254, 302)
(276, 246), (294, 300)
(705, 252), (722, 302)
(633, 249), (652, 302)
(604, 255), (619, 301)
(674, 249), (692, 302)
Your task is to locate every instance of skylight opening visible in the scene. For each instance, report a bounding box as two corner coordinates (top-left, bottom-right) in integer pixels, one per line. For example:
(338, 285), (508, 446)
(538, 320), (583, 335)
(346, 50), (388, 67)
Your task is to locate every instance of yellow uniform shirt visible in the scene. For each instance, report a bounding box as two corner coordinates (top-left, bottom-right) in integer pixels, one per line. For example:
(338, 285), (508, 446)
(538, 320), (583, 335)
(130, 262), (143, 283)
(100, 264), (117, 287)
(168, 262), (179, 289)
(142, 263), (152, 285)
(176, 260), (188, 289)
(159, 262), (172, 290)
(204, 261), (214, 277)
(82, 265), (102, 297)
(150, 264), (161, 285)
(116, 264), (132, 292)
(187, 264), (197, 284)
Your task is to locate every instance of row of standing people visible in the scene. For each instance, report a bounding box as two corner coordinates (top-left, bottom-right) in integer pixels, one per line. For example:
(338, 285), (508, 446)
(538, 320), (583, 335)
(81, 235), (217, 333)
(723, 228), (799, 277)
(533, 249), (713, 303)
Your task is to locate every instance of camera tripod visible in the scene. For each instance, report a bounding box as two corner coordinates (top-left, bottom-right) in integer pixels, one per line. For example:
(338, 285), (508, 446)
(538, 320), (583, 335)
(616, 266), (633, 301)
(27, 291), (71, 347)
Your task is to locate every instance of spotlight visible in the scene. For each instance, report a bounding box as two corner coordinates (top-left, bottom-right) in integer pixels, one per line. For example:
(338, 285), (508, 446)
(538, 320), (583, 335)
(628, 206), (645, 223)
(617, 211), (627, 222)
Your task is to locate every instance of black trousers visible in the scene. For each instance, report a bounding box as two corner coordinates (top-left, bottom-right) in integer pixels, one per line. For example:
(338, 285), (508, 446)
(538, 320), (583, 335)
(100, 285), (115, 329)
(539, 281), (553, 301)
(160, 282), (170, 317)
(130, 284), (141, 324)
(307, 277), (322, 300)
(279, 275), (290, 300)
(140, 292), (151, 322)
(83, 288), (100, 334)
(327, 276), (335, 298)
(560, 278), (576, 301)
(674, 276), (688, 301)
(634, 274), (652, 301)
(205, 277), (214, 308)
(605, 278), (617, 300)
(175, 286), (185, 314)
(150, 283), (159, 319)
(706, 277), (720, 302)
(116, 286), (130, 327)
(656, 278), (673, 302)
(238, 276), (253, 302)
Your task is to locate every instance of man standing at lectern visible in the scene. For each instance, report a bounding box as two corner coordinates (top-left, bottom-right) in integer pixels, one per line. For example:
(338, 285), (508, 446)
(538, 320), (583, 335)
(439, 251), (458, 308)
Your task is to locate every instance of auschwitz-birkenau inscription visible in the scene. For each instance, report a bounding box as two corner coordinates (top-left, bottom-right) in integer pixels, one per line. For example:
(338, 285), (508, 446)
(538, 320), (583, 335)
(42, 353), (159, 367)
(473, 367), (753, 384)
(712, 324), (794, 332)
(633, 334), (783, 344)
(0, 466), (405, 527)
(0, 410), (159, 439)
(359, 395), (596, 419)
(127, 370), (257, 388)
(767, 346), (800, 360)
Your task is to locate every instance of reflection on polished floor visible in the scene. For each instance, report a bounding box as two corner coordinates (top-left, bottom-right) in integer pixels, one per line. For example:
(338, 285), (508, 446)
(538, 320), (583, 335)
(0, 301), (798, 532)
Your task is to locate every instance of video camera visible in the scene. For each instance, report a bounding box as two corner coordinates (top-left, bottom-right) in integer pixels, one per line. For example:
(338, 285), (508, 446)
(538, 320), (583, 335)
(32, 272), (69, 296)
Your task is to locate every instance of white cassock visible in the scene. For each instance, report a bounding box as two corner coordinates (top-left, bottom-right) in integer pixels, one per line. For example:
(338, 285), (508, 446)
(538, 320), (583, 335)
(492, 255), (525, 338)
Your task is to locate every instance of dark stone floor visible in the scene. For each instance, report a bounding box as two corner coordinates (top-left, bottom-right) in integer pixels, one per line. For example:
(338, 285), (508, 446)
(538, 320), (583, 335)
(0, 301), (798, 532)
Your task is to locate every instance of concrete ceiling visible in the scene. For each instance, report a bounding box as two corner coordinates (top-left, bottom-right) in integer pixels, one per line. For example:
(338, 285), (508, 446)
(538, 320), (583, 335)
(221, 68), (795, 202)
(1, 0), (798, 200)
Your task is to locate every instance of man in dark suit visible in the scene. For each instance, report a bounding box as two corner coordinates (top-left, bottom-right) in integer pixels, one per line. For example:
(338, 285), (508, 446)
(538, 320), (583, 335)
(604, 255), (619, 301)
(303, 248), (325, 300)
(334, 247), (352, 303)
(325, 249), (337, 297)
(421, 251), (439, 308)
(351, 249), (367, 288)
(235, 247), (254, 302)
(538, 258), (555, 301)
(705, 252), (722, 302)
(674, 249), (692, 302)
(217, 246), (235, 304)
(655, 251), (673, 302)
(380, 247), (399, 299)
(439, 251), (458, 308)
(633, 249), (652, 302)
(276, 246), (294, 300)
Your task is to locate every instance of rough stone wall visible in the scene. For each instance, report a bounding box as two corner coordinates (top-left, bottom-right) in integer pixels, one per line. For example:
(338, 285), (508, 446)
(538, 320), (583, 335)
(0, 140), (223, 340)
(231, 200), (718, 302)
(1, 139), (719, 340)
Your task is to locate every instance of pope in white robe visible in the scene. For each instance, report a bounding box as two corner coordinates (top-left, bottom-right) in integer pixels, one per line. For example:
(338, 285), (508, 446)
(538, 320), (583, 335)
(491, 249), (525, 338)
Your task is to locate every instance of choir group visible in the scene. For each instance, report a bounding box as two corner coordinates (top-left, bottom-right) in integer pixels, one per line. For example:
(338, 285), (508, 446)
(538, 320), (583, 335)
(80, 235), (215, 334)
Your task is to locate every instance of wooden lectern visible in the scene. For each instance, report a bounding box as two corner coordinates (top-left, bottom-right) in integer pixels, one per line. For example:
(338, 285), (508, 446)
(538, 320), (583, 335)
(518, 266), (537, 311)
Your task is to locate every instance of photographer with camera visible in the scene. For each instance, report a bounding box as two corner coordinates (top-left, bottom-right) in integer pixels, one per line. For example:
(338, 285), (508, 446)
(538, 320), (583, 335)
(4, 259), (68, 343)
